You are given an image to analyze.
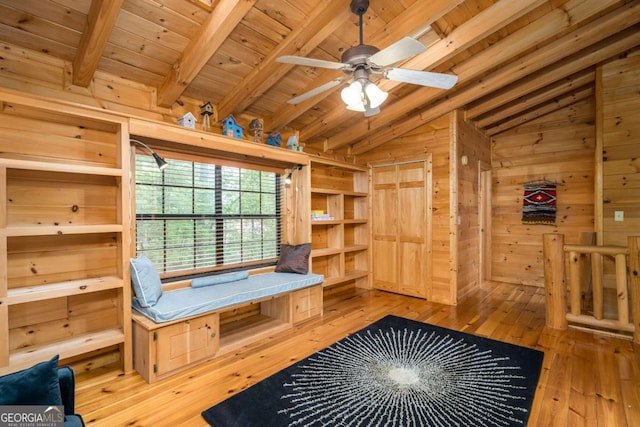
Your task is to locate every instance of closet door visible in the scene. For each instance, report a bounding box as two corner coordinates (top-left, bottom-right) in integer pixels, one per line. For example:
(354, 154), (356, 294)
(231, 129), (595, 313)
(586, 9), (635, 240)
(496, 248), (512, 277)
(372, 166), (398, 293)
(397, 163), (427, 298)
(372, 162), (428, 298)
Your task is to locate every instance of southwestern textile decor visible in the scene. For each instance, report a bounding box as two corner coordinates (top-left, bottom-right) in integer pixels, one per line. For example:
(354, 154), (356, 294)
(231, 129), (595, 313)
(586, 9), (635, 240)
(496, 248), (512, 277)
(522, 181), (557, 225)
(202, 315), (544, 427)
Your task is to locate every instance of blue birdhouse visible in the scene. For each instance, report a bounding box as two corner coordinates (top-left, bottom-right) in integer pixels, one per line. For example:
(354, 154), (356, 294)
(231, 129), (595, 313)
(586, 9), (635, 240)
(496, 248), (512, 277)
(222, 115), (244, 139)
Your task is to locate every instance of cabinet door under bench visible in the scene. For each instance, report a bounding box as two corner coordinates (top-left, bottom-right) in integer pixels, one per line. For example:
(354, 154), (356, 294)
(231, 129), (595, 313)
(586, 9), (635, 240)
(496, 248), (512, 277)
(291, 286), (323, 323)
(132, 312), (219, 383)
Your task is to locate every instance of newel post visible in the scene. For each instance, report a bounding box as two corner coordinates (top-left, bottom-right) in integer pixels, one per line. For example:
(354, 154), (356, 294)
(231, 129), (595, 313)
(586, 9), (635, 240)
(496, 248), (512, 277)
(628, 236), (640, 344)
(543, 233), (568, 330)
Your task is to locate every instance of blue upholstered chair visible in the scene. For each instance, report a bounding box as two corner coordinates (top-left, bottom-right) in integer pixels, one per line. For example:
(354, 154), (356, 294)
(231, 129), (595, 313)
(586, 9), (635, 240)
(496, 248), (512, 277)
(0, 355), (85, 427)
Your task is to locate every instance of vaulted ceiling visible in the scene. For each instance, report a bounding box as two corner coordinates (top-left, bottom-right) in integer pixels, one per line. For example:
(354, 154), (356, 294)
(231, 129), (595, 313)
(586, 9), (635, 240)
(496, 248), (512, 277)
(0, 0), (638, 158)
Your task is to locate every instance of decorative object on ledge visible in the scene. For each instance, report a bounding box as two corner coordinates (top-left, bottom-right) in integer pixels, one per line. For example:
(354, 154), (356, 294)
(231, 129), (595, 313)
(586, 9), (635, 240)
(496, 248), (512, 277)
(200, 102), (216, 131)
(222, 115), (244, 139)
(130, 139), (168, 170)
(178, 112), (197, 129)
(286, 135), (302, 151)
(249, 118), (264, 143)
(266, 131), (281, 147)
(522, 180), (557, 225)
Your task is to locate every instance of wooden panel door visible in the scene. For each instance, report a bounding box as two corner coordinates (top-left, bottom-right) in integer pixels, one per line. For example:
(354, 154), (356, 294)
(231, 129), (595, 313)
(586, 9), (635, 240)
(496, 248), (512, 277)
(372, 162), (428, 298)
(372, 166), (398, 292)
(398, 163), (427, 298)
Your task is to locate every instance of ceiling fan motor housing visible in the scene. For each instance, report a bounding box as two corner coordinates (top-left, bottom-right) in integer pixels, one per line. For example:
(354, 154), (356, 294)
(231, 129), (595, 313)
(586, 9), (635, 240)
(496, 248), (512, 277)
(350, 0), (369, 15)
(341, 44), (380, 68)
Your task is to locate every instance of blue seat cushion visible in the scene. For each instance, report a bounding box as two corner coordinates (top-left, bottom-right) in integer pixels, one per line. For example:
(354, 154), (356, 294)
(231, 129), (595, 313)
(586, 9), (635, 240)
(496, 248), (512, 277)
(133, 272), (324, 323)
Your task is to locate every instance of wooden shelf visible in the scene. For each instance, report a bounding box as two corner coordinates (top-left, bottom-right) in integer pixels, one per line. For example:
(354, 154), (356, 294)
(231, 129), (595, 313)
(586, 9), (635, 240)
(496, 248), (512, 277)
(2, 328), (126, 375)
(344, 244), (368, 253)
(0, 157), (122, 176)
(343, 219), (367, 225)
(7, 276), (123, 305)
(311, 219), (341, 225)
(311, 187), (367, 198)
(311, 247), (343, 257)
(2, 224), (123, 237)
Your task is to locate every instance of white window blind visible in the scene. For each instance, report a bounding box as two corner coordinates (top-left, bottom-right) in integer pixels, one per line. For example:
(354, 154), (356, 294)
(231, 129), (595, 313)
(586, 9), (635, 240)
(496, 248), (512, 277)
(135, 154), (282, 275)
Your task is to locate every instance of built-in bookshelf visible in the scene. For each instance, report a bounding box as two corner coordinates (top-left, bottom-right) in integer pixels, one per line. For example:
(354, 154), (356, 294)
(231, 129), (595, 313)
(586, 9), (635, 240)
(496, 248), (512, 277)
(309, 158), (369, 289)
(0, 89), (132, 375)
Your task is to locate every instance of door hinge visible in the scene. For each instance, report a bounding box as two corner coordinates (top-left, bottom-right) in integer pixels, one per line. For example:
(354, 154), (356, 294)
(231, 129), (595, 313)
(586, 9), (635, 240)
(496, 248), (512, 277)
(153, 364), (157, 373)
(153, 331), (157, 341)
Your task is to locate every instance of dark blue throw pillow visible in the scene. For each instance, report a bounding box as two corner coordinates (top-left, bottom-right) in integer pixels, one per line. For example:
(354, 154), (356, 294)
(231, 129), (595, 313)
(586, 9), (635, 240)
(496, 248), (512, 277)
(0, 355), (62, 405)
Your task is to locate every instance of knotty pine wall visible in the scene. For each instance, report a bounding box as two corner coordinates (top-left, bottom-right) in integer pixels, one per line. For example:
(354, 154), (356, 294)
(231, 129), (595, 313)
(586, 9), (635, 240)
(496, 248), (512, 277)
(491, 99), (596, 287)
(599, 49), (640, 247)
(356, 111), (490, 305)
(0, 42), (207, 128)
(454, 112), (492, 299)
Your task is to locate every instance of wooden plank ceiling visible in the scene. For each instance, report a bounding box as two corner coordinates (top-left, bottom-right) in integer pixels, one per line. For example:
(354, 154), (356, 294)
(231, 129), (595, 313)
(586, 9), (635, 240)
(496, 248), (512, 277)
(0, 0), (638, 158)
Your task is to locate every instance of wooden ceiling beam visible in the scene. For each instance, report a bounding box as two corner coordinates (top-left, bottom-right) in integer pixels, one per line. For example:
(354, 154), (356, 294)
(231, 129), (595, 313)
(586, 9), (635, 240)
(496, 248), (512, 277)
(351, 21), (640, 155)
(484, 85), (594, 136)
(317, 0), (549, 151)
(156, 0), (255, 107)
(217, 0), (353, 120)
(472, 69), (595, 128)
(268, 0), (462, 132)
(72, 0), (124, 87)
(341, 0), (633, 154)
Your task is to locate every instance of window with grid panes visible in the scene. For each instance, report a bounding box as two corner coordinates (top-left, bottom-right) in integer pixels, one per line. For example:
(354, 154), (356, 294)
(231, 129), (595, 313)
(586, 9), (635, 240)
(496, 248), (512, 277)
(135, 154), (282, 275)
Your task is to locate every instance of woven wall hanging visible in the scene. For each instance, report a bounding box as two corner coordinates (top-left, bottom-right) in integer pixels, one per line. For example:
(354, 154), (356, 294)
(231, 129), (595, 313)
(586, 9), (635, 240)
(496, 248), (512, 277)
(522, 181), (557, 225)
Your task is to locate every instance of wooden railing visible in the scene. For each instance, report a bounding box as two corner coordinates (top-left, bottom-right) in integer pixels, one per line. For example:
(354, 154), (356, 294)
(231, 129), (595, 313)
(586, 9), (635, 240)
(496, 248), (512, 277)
(543, 234), (640, 343)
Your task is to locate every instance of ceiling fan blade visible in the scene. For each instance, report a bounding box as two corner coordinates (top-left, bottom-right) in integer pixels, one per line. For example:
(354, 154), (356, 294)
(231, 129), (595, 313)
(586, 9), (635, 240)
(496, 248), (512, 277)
(368, 37), (427, 67)
(287, 78), (347, 105)
(385, 68), (458, 90)
(277, 55), (347, 70)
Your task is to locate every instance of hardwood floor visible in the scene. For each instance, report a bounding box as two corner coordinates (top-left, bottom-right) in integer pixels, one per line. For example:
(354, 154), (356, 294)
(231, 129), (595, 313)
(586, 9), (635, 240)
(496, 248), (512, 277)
(75, 281), (640, 426)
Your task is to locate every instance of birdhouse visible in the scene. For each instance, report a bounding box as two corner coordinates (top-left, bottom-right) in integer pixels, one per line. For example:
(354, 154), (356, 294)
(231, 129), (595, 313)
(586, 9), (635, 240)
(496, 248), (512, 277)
(177, 112), (197, 129)
(200, 101), (214, 116)
(200, 102), (216, 131)
(248, 118), (263, 143)
(222, 115), (244, 139)
(266, 132), (281, 147)
(286, 135), (302, 151)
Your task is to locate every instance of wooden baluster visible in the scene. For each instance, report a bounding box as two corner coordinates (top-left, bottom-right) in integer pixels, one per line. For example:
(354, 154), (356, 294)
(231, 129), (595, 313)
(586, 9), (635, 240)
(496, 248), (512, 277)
(628, 236), (640, 344)
(615, 253), (629, 325)
(569, 251), (582, 316)
(543, 233), (567, 329)
(591, 252), (604, 320)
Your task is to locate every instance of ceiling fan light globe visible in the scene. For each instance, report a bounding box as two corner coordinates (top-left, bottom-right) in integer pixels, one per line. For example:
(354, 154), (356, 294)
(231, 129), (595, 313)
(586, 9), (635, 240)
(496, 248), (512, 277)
(341, 81), (363, 106)
(365, 83), (388, 109)
(346, 102), (366, 112)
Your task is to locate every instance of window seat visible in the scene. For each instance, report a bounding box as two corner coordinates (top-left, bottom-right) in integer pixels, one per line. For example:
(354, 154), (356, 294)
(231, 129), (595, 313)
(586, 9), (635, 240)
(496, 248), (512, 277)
(131, 271), (324, 383)
(132, 272), (323, 323)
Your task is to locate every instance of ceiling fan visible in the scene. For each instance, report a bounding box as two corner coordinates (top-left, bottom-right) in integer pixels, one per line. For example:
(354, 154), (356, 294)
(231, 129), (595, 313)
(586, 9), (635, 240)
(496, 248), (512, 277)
(277, 0), (458, 117)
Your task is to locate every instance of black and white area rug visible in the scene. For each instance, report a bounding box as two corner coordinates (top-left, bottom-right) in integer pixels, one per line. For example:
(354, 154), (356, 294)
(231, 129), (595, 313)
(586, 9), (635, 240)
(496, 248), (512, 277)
(202, 315), (544, 427)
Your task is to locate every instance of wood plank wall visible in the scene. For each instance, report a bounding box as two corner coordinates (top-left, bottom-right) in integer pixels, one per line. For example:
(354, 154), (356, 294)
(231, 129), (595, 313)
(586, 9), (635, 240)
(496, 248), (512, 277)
(0, 42), (205, 126)
(453, 111), (491, 300)
(490, 98), (596, 287)
(599, 49), (640, 247)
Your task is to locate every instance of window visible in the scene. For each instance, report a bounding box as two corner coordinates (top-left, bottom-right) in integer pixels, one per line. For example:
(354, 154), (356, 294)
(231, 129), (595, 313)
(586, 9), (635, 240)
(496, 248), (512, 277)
(135, 154), (282, 276)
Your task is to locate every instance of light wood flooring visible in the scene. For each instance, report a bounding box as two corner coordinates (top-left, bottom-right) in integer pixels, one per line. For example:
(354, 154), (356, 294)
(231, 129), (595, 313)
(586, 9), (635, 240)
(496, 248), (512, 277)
(75, 281), (640, 426)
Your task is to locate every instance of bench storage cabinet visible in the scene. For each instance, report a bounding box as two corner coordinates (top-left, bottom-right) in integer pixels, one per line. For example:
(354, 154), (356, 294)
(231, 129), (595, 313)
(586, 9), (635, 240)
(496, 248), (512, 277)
(132, 272), (323, 383)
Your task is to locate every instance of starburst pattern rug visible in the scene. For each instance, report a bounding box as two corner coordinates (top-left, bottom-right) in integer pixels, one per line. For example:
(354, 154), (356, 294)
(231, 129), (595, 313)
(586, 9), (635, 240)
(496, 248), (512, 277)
(202, 315), (544, 427)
